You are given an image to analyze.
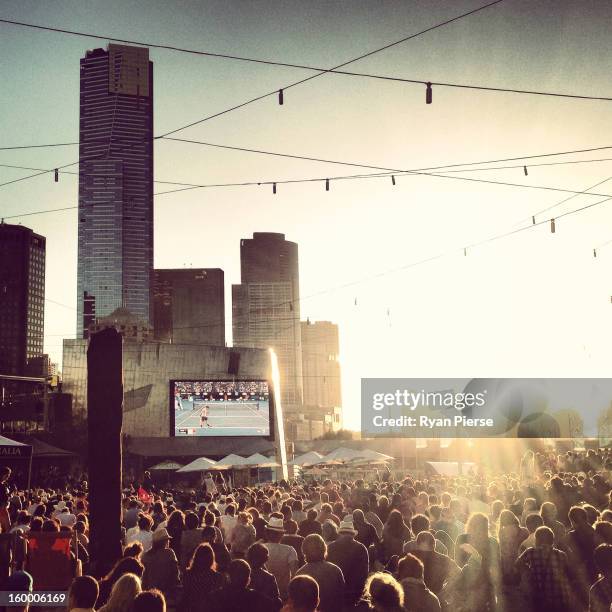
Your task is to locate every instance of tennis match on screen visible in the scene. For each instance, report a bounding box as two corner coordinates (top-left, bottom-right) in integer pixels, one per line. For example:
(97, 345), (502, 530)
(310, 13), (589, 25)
(171, 380), (271, 437)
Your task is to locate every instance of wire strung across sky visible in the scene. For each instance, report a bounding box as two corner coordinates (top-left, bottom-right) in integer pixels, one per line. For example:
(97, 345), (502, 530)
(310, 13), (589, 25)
(4, 144), (612, 222)
(0, 0), (510, 193)
(3, 4), (612, 105)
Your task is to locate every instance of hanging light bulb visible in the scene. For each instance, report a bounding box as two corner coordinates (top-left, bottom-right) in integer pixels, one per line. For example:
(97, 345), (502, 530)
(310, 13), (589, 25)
(524, 166), (528, 176)
(550, 219), (556, 233)
(594, 249), (597, 258)
(278, 89), (284, 105)
(532, 216), (536, 225)
(426, 82), (432, 104)
(325, 179), (330, 191)
(464, 247), (467, 256)
(391, 175), (396, 186)
(272, 183), (277, 194)
(354, 298), (358, 306)
(54, 169), (59, 182)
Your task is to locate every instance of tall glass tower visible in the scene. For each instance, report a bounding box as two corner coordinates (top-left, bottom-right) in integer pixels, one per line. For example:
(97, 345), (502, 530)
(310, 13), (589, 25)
(232, 233), (303, 412)
(77, 44), (153, 338)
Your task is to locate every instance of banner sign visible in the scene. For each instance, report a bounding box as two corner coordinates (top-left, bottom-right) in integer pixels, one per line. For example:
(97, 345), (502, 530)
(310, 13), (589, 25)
(361, 378), (612, 439)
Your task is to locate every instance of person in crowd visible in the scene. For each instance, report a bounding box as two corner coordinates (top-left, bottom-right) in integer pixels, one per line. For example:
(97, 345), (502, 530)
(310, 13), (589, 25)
(515, 525), (573, 612)
(498, 508), (528, 585)
(541, 501), (566, 544)
(353, 508), (380, 550)
(0, 467), (12, 533)
(246, 542), (281, 603)
(97, 557), (144, 608)
(327, 516), (369, 606)
(68, 575), (99, 612)
(264, 517), (299, 600)
(281, 519), (305, 567)
(454, 512), (500, 612)
(230, 511), (256, 558)
(299, 509), (323, 538)
(589, 543), (612, 612)
(133, 589), (166, 612)
(410, 531), (459, 597)
(123, 499), (141, 530)
(179, 511), (202, 570)
(201, 525), (231, 573)
(165, 510), (185, 559)
(519, 512), (545, 554)
(221, 503), (238, 543)
(140, 528), (179, 603)
(209, 558), (281, 612)
(381, 510), (412, 562)
(397, 553), (441, 612)
(98, 572), (142, 612)
(126, 514), (154, 552)
(362, 572), (404, 612)
(296, 534), (345, 612)
(564, 504), (598, 606)
(181, 543), (226, 612)
(4, 570), (33, 612)
(281, 575), (319, 612)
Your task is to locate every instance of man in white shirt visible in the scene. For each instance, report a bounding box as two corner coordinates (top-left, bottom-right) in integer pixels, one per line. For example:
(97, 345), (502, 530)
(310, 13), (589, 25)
(264, 517), (299, 599)
(220, 504), (238, 543)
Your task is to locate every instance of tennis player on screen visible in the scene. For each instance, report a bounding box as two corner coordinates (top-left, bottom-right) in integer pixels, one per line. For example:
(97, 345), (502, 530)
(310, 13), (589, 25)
(200, 405), (213, 428)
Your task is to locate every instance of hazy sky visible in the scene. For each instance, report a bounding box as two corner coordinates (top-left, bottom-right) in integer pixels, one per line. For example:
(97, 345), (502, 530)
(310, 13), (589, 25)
(1, 0), (612, 429)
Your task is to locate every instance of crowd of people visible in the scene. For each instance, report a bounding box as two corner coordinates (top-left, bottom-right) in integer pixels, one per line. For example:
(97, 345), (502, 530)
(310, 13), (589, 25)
(0, 448), (612, 611)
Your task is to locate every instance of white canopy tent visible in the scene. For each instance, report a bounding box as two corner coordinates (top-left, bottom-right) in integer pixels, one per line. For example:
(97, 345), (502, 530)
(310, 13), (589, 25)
(176, 457), (225, 473)
(244, 453), (279, 468)
(216, 454), (250, 468)
(351, 449), (394, 463)
(290, 451), (324, 467)
(318, 447), (362, 464)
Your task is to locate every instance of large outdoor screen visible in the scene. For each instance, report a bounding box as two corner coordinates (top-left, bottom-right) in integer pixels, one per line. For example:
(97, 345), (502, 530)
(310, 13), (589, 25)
(170, 380), (272, 437)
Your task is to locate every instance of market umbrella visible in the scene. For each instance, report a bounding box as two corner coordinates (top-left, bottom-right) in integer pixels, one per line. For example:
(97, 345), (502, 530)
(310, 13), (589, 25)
(289, 451), (324, 467)
(216, 454), (249, 468)
(318, 447), (361, 464)
(149, 460), (184, 471)
(244, 453), (279, 468)
(177, 457), (224, 473)
(351, 449), (394, 462)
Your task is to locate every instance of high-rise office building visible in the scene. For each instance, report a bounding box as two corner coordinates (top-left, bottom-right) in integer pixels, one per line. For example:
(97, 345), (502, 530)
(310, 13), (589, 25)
(77, 44), (153, 338)
(301, 320), (342, 409)
(153, 269), (225, 346)
(0, 223), (46, 376)
(232, 233), (303, 411)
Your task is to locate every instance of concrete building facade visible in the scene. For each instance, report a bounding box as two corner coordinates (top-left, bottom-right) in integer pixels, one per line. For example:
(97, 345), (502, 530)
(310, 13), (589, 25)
(153, 269), (225, 346)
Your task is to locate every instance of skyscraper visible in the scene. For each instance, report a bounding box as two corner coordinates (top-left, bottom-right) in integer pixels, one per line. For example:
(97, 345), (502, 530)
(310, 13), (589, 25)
(232, 233), (303, 412)
(77, 44), (153, 338)
(301, 320), (342, 409)
(0, 222), (46, 376)
(153, 269), (225, 346)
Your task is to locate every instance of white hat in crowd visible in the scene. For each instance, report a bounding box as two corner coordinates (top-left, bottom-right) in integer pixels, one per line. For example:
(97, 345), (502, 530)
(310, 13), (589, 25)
(267, 517), (285, 532)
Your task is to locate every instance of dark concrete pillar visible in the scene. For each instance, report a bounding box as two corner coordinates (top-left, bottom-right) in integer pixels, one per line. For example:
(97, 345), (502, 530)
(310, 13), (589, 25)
(87, 328), (123, 576)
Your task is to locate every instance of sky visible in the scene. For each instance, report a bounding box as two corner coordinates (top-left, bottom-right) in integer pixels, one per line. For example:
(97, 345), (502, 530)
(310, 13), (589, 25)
(1, 0), (612, 430)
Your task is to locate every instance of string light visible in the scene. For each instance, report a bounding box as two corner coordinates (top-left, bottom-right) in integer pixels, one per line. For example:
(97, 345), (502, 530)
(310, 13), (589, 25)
(593, 249), (597, 258)
(325, 178), (329, 191)
(464, 247), (467, 256)
(426, 82), (433, 104)
(550, 218), (556, 233)
(54, 168), (58, 182)
(524, 166), (528, 176)
(532, 216), (536, 225)
(272, 182), (277, 194)
(278, 89), (284, 105)
(391, 175), (396, 186)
